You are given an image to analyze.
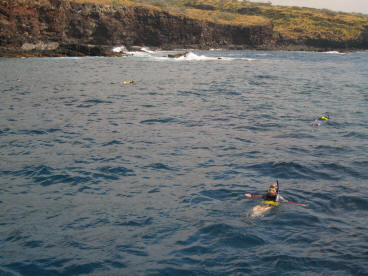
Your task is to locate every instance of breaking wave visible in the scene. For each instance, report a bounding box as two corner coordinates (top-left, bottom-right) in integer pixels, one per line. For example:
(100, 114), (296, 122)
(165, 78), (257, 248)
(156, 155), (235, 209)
(323, 51), (345, 54)
(112, 46), (255, 61)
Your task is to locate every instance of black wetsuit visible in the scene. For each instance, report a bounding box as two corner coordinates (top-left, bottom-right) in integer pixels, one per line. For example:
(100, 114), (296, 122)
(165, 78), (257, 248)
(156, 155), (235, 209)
(263, 193), (277, 201)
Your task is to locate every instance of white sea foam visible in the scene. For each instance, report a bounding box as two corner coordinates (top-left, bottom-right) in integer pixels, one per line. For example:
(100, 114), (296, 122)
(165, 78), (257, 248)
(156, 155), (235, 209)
(140, 47), (155, 54)
(112, 45), (155, 55)
(126, 51), (152, 57)
(323, 51), (345, 54)
(176, 52), (218, 61)
(166, 51), (255, 61)
(112, 45), (127, 53)
(118, 48), (255, 61)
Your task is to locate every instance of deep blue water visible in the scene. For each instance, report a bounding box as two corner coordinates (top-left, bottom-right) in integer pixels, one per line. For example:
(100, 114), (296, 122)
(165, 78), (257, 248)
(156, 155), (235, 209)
(1, 50), (368, 275)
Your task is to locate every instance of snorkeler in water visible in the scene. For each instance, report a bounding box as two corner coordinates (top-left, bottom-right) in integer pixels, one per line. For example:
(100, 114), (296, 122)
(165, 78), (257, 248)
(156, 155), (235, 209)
(245, 181), (286, 206)
(311, 113), (330, 126)
(245, 181), (307, 207)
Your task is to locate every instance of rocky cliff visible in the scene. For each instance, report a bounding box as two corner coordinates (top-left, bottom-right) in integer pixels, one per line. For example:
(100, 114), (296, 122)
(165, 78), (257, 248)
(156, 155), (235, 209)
(0, 0), (273, 56)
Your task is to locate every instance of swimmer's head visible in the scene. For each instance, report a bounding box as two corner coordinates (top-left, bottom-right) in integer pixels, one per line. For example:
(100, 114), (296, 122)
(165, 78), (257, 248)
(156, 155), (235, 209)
(268, 183), (277, 194)
(322, 113), (330, 120)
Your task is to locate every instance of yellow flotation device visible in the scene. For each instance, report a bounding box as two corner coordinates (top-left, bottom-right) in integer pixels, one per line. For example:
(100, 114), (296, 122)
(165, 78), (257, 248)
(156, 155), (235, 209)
(321, 116), (329, 120)
(262, 200), (280, 206)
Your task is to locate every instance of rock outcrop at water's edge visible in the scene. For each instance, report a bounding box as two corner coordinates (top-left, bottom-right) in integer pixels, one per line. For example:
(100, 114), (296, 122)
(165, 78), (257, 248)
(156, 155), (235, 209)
(1, 0), (367, 57)
(0, 0), (273, 57)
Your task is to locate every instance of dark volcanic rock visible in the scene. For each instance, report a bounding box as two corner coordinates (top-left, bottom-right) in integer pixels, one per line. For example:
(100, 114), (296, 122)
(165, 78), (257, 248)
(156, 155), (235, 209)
(1, 0), (367, 56)
(0, 0), (274, 56)
(168, 52), (188, 58)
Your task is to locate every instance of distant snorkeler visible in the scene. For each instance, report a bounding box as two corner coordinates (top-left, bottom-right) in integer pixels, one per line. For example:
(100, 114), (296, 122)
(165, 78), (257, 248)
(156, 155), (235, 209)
(123, 80), (135, 85)
(245, 181), (306, 217)
(311, 112), (330, 126)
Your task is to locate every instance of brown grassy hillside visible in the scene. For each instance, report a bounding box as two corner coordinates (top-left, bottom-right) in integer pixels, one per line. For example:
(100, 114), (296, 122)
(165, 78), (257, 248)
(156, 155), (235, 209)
(127, 0), (368, 47)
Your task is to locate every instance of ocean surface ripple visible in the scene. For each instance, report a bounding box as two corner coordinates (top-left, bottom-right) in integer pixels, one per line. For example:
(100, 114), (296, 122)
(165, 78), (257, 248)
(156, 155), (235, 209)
(1, 50), (367, 275)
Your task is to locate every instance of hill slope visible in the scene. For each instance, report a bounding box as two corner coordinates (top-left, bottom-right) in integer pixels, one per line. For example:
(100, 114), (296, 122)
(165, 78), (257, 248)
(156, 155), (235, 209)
(0, 0), (273, 56)
(133, 0), (368, 49)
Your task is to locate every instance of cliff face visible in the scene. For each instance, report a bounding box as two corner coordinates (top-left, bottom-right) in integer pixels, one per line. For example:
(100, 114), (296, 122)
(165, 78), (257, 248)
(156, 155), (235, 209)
(0, 0), (273, 55)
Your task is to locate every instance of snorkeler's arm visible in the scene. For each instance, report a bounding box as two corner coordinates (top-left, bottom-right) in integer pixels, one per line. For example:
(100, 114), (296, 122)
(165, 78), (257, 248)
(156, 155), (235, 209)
(278, 195), (287, 202)
(245, 193), (262, 198)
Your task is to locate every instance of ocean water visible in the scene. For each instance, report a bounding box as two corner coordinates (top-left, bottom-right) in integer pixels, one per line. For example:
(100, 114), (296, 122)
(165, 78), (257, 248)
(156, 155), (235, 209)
(0, 50), (367, 275)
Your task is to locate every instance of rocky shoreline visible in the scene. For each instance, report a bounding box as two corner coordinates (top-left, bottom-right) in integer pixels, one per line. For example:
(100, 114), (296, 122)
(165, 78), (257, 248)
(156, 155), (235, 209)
(0, 0), (367, 57)
(0, 43), (362, 58)
(0, 0), (272, 57)
(0, 43), (124, 57)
